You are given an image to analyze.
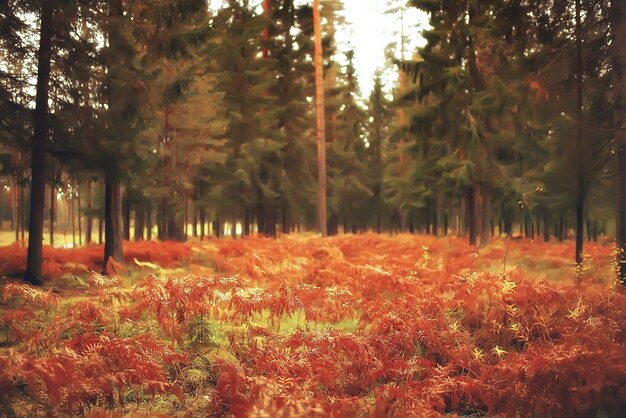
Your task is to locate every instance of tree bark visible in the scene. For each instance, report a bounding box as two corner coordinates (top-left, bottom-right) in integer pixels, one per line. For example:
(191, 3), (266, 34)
(49, 184), (55, 246)
(146, 202), (153, 240)
(575, 0), (586, 265)
(134, 206), (145, 241)
(24, 1), (54, 285)
(613, 0), (626, 283)
(313, 0), (327, 236)
(85, 180), (92, 244)
(468, 185), (481, 246)
(103, 174), (124, 272)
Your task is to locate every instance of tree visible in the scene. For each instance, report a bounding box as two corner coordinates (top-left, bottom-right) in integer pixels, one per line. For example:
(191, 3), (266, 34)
(313, 0), (327, 236)
(615, 0), (626, 283)
(24, 1), (55, 285)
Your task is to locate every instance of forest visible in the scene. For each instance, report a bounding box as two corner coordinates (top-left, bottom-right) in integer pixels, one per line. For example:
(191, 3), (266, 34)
(0, 0), (625, 417)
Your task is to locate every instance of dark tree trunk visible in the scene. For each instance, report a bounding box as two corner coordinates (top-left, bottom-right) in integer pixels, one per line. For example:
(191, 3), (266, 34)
(123, 196), (130, 241)
(192, 204), (198, 238)
(24, 1), (54, 285)
(134, 206), (145, 241)
(617, 0), (626, 282)
(103, 174), (124, 273)
(71, 198), (76, 248)
(480, 188), (491, 247)
(213, 219), (221, 238)
(199, 208), (206, 240)
(146, 203), (153, 240)
(432, 208), (439, 237)
(77, 188), (82, 246)
(575, 0), (585, 265)
(327, 213), (339, 236)
(543, 208), (550, 242)
(98, 211), (103, 245)
(85, 180), (92, 245)
(443, 212), (448, 236)
(524, 214), (529, 238)
(558, 213), (565, 242)
(49, 184), (55, 246)
(468, 185), (480, 246)
(575, 198), (585, 264)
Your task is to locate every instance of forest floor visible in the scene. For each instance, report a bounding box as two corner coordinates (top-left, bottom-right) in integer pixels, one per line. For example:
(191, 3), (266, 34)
(0, 234), (624, 417)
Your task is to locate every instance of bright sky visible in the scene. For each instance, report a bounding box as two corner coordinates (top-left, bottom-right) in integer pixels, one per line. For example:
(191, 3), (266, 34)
(333, 0), (428, 98)
(211, 0), (429, 100)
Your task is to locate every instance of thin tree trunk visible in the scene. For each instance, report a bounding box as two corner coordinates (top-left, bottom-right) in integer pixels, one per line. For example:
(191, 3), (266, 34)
(616, 0), (626, 283)
(575, 0), (585, 265)
(313, 0), (327, 236)
(123, 196), (130, 241)
(199, 208), (206, 240)
(71, 198), (76, 248)
(468, 185), (480, 246)
(77, 186), (82, 246)
(146, 202), (153, 240)
(480, 188), (491, 247)
(49, 184), (55, 246)
(98, 209), (103, 245)
(24, 1), (54, 285)
(134, 206), (145, 241)
(543, 208), (550, 242)
(85, 180), (92, 244)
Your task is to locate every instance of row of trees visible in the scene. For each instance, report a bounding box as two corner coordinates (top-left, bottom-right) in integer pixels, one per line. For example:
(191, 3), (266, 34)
(1, 0), (626, 283)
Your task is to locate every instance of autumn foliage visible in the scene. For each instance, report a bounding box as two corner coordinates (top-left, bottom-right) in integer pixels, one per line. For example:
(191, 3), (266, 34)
(1, 235), (625, 417)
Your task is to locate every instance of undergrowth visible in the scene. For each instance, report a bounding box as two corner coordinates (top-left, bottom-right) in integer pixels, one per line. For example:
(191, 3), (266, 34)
(0, 234), (624, 417)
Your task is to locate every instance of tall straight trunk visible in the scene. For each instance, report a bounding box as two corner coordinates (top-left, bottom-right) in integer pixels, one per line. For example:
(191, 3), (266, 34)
(146, 203), (153, 240)
(468, 185), (480, 246)
(49, 184), (55, 246)
(443, 212), (448, 236)
(313, 0), (327, 236)
(20, 186), (25, 242)
(458, 195), (466, 237)
(103, 174), (124, 272)
(77, 187), (82, 246)
(213, 219), (221, 238)
(558, 213), (565, 242)
(192, 204), (198, 238)
(433, 209), (439, 236)
(85, 180), (92, 244)
(586, 217), (591, 242)
(199, 208), (206, 240)
(98, 211), (103, 245)
(480, 188), (491, 247)
(25, 1), (54, 285)
(123, 196), (130, 241)
(575, 0), (586, 265)
(613, 0), (626, 283)
(71, 198), (76, 247)
(543, 208), (550, 242)
(524, 214), (529, 238)
(134, 206), (145, 241)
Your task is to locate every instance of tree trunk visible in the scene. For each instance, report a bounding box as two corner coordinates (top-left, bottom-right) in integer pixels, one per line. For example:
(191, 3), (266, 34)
(468, 185), (481, 246)
(458, 195), (466, 237)
(123, 196), (130, 241)
(313, 0), (327, 236)
(85, 180), (92, 244)
(77, 187), (82, 246)
(71, 198), (76, 248)
(480, 188), (491, 247)
(443, 212), (448, 236)
(49, 184), (55, 246)
(146, 203), (153, 240)
(614, 0), (626, 283)
(103, 174), (124, 273)
(199, 208), (206, 240)
(98, 211), (103, 245)
(24, 1), (54, 285)
(575, 0), (586, 265)
(543, 208), (550, 242)
(134, 206), (145, 241)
